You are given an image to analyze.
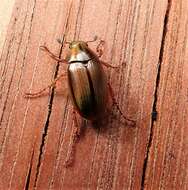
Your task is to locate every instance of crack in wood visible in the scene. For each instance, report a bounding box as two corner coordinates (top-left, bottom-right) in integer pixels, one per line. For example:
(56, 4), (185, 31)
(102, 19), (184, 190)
(140, 0), (172, 189)
(33, 42), (64, 189)
(25, 162), (32, 190)
(25, 146), (35, 190)
(33, 2), (73, 188)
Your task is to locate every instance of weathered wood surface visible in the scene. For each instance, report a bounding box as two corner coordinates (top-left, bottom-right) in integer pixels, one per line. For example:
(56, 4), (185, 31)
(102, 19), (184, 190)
(0, 0), (187, 189)
(144, 1), (188, 189)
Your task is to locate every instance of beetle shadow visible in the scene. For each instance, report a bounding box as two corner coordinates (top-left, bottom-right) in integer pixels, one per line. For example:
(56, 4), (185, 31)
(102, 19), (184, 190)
(64, 106), (137, 168)
(91, 108), (136, 135)
(78, 118), (88, 138)
(88, 111), (137, 156)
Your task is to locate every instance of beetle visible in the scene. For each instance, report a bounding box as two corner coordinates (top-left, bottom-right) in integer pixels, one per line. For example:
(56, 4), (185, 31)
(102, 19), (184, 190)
(25, 36), (134, 166)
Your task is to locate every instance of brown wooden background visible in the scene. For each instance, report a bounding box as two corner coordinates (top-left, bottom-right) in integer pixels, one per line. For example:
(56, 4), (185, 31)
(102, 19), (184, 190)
(0, 0), (188, 189)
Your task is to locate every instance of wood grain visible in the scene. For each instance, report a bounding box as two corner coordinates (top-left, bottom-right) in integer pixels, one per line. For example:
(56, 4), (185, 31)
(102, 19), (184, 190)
(0, 0), (187, 190)
(144, 0), (188, 189)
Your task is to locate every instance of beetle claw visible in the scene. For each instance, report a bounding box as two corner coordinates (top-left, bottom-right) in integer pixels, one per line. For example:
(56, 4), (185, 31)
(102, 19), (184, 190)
(93, 35), (98, 41)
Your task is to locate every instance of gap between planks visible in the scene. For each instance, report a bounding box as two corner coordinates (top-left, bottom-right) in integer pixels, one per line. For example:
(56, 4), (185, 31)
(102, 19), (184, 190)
(140, 0), (172, 189)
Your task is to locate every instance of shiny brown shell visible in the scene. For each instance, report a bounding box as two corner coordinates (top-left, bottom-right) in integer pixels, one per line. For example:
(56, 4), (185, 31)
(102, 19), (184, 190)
(67, 43), (108, 120)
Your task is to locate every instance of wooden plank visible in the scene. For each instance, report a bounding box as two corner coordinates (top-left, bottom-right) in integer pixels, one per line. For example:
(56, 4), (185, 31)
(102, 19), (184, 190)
(144, 0), (188, 189)
(0, 0), (71, 189)
(0, 0), (171, 189)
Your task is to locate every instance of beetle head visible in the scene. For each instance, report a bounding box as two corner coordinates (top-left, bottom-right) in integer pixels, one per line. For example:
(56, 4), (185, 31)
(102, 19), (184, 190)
(66, 36), (98, 62)
(66, 41), (90, 62)
(69, 41), (88, 51)
(67, 36), (98, 52)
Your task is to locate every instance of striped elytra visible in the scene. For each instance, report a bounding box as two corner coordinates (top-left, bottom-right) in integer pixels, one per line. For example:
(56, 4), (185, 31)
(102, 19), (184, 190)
(67, 41), (108, 120)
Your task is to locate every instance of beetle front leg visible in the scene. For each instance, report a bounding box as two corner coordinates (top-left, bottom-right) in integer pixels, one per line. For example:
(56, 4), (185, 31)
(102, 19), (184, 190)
(96, 39), (105, 58)
(96, 40), (119, 69)
(108, 83), (135, 125)
(101, 60), (119, 69)
(24, 72), (66, 98)
(40, 46), (67, 63)
(64, 109), (82, 167)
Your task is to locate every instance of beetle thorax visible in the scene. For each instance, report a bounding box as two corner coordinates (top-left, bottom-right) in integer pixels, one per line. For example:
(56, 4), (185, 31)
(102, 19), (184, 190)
(69, 50), (90, 62)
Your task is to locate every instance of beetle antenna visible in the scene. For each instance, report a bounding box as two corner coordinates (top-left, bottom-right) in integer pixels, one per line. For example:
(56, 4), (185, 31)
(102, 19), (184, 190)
(86, 35), (98, 43)
(57, 38), (71, 45)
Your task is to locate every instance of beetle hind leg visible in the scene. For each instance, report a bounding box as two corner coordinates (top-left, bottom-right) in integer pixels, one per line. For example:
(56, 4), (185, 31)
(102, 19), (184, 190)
(96, 39), (105, 58)
(64, 109), (83, 167)
(108, 83), (135, 126)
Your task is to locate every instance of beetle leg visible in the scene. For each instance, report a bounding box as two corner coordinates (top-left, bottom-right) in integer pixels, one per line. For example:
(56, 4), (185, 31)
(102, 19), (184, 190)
(96, 40), (119, 69)
(40, 46), (67, 63)
(24, 72), (66, 98)
(101, 60), (119, 69)
(96, 39), (105, 58)
(108, 83), (135, 125)
(64, 109), (82, 167)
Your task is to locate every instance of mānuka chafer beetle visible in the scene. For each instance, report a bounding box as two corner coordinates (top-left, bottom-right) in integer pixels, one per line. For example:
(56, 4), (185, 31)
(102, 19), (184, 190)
(25, 36), (134, 166)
